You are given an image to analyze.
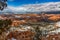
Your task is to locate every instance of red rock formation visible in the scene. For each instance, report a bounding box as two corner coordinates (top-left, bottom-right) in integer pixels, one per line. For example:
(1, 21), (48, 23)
(6, 31), (35, 40)
(41, 33), (60, 40)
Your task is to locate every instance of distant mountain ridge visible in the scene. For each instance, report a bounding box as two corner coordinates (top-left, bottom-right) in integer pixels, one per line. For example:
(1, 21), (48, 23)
(0, 11), (60, 14)
(44, 11), (60, 14)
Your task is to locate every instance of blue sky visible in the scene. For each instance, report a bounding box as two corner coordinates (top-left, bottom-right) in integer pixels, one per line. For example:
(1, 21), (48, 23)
(1, 0), (60, 13)
(8, 0), (60, 6)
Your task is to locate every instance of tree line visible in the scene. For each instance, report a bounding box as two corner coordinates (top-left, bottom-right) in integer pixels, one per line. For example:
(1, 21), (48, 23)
(0, 19), (12, 34)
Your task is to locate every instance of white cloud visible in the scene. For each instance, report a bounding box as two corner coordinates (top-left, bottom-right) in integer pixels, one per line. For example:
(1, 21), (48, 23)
(1, 2), (60, 13)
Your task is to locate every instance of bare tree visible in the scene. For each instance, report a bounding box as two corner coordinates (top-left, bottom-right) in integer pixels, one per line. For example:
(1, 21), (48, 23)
(0, 0), (7, 11)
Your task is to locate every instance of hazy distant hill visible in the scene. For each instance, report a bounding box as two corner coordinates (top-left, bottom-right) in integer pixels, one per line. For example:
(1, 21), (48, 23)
(0, 11), (60, 14)
(44, 11), (60, 14)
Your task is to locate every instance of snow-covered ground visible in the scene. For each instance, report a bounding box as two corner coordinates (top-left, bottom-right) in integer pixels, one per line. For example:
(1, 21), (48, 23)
(55, 21), (60, 27)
